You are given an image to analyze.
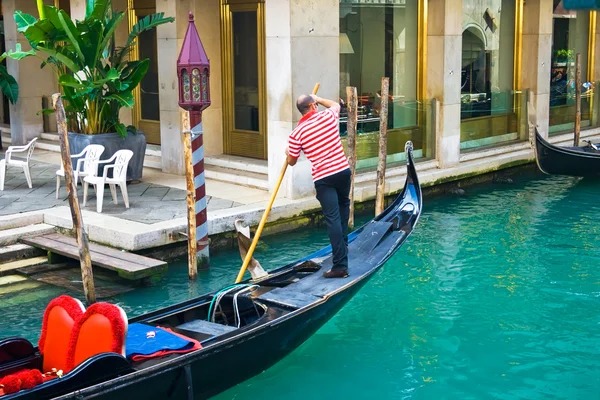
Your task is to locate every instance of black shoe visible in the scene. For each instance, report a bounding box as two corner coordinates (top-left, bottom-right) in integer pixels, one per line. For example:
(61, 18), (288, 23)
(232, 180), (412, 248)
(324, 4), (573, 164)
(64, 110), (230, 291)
(323, 268), (349, 279)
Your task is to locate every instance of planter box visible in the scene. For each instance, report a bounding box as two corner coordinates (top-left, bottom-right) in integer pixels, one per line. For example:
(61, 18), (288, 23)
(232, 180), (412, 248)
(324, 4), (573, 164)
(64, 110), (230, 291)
(68, 131), (147, 181)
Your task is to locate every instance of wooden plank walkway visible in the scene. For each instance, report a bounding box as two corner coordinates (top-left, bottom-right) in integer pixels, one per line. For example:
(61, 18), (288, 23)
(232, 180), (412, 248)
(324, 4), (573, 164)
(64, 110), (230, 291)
(22, 233), (168, 280)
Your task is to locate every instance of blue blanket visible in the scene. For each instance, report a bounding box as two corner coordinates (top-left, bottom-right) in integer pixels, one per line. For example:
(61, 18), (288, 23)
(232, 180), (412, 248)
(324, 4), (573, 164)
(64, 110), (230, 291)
(126, 323), (196, 359)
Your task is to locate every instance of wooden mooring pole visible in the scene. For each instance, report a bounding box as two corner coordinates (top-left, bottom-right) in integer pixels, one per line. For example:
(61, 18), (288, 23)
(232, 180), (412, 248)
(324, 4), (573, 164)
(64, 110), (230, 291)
(574, 53), (582, 146)
(182, 112), (198, 280)
(346, 86), (358, 230)
(375, 77), (389, 216)
(52, 94), (96, 305)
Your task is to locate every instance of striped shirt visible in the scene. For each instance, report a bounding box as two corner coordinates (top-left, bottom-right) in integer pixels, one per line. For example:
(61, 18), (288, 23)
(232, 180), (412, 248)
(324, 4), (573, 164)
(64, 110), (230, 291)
(288, 108), (349, 182)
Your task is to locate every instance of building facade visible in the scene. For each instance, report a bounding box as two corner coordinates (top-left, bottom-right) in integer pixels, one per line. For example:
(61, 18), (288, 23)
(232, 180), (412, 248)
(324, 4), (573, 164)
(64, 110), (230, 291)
(1, 0), (599, 199)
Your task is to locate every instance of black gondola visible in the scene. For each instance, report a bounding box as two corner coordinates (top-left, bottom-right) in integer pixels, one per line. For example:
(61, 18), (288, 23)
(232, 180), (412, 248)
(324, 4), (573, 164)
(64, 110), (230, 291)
(534, 129), (600, 177)
(0, 141), (422, 400)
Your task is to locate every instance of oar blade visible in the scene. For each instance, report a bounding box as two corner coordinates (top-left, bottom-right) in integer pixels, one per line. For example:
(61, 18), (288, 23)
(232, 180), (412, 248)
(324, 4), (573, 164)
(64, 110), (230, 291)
(234, 219), (268, 280)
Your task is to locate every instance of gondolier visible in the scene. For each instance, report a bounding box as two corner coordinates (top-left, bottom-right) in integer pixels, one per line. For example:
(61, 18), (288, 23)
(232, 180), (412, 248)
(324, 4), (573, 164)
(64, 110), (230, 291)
(286, 94), (351, 279)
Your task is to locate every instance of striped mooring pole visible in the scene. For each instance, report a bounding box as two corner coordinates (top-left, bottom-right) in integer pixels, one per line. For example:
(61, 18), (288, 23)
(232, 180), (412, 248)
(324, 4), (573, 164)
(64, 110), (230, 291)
(177, 12), (212, 278)
(190, 111), (209, 269)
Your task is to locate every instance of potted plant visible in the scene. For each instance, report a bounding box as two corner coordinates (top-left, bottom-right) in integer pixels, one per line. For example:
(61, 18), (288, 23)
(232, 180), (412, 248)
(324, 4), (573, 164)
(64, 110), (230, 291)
(0, 0), (173, 180)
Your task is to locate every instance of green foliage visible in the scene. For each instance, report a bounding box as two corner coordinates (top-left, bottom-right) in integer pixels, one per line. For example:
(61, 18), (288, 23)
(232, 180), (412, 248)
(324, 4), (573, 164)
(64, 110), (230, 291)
(0, 64), (18, 104)
(555, 49), (575, 61)
(0, 0), (174, 136)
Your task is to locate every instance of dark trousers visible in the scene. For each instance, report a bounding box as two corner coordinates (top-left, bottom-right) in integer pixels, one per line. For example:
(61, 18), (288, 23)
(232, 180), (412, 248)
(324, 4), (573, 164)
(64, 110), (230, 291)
(314, 168), (351, 271)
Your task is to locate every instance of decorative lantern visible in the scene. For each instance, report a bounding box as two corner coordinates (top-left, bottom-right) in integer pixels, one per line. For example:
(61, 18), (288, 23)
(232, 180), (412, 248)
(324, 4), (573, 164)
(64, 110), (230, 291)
(177, 12), (211, 113)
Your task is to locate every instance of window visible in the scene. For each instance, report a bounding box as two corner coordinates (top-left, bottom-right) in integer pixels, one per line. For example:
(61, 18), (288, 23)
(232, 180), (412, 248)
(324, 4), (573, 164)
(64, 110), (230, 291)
(549, 1), (592, 135)
(460, 0), (526, 151)
(339, 0), (432, 169)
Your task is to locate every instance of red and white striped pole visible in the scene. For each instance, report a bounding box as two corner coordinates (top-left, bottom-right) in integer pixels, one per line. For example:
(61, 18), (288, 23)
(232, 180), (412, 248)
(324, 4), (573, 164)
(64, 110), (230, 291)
(190, 110), (209, 269)
(178, 12), (211, 278)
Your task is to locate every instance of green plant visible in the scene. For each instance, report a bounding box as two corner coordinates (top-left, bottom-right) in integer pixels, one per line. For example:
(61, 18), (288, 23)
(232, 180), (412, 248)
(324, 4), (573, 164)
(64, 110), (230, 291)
(555, 49), (574, 61)
(0, 0), (173, 137)
(0, 54), (19, 105)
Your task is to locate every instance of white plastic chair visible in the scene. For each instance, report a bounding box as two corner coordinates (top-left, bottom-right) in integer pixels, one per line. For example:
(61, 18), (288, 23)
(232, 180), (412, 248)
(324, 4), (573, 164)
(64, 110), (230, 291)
(83, 150), (133, 213)
(0, 138), (38, 191)
(56, 144), (105, 199)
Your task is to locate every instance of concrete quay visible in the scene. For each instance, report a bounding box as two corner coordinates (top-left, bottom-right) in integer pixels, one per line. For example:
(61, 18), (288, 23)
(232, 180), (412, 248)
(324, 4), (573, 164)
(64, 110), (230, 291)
(0, 129), (598, 254)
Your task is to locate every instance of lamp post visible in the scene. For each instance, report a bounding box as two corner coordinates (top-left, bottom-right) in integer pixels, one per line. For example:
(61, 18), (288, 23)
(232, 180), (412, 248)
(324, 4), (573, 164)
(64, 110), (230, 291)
(177, 12), (211, 278)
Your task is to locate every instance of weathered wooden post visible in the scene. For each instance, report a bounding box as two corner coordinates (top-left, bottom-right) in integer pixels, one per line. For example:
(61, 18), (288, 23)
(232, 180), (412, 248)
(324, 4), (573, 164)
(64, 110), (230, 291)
(177, 12), (211, 278)
(574, 53), (582, 146)
(181, 112), (198, 280)
(52, 94), (95, 305)
(346, 86), (358, 230)
(375, 77), (389, 216)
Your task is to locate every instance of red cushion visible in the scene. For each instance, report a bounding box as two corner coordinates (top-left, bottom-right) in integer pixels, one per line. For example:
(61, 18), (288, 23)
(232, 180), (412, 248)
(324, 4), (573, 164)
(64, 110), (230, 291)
(66, 303), (127, 371)
(38, 296), (85, 373)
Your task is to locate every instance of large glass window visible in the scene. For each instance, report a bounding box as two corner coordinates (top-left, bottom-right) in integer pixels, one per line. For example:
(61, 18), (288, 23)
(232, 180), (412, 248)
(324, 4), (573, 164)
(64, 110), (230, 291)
(460, 0), (527, 151)
(339, 0), (433, 170)
(549, 2), (592, 135)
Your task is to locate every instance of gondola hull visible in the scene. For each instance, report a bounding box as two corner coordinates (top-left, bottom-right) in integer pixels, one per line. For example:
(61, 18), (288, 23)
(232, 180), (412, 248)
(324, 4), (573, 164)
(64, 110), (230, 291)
(58, 281), (366, 400)
(534, 129), (600, 177)
(2, 141), (422, 400)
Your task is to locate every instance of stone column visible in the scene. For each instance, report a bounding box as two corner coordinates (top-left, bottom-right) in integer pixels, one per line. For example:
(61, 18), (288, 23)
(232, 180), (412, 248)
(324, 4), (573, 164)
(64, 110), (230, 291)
(69, 0), (86, 20)
(4, 0), (58, 145)
(521, 0), (553, 137)
(112, 0), (132, 127)
(427, 0), (463, 168)
(155, 0), (194, 175)
(193, 0), (222, 158)
(265, 0), (339, 199)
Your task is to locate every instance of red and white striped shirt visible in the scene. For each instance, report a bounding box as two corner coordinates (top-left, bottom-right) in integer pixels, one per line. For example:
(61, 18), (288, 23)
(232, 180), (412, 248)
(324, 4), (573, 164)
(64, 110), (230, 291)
(288, 108), (349, 182)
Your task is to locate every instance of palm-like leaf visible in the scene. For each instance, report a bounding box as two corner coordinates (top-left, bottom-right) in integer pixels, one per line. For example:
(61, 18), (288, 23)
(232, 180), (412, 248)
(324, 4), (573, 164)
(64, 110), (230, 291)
(116, 13), (174, 64)
(14, 11), (36, 32)
(0, 65), (18, 104)
(3, 43), (36, 61)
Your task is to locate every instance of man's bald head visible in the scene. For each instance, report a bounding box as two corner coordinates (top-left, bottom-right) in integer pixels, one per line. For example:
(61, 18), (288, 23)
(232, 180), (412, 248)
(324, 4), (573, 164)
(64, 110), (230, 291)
(296, 94), (316, 115)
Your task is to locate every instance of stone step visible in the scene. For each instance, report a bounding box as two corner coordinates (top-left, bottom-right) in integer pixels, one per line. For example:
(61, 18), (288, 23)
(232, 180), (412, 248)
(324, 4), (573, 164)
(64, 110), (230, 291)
(0, 277), (42, 296)
(146, 144), (162, 157)
(35, 138), (61, 152)
(0, 244), (45, 263)
(205, 155), (268, 175)
(144, 154), (162, 170)
(205, 165), (269, 190)
(2, 131), (163, 164)
(0, 224), (56, 246)
(37, 132), (163, 157)
(0, 256), (48, 276)
(1, 132), (10, 145)
(41, 132), (60, 142)
(0, 212), (45, 232)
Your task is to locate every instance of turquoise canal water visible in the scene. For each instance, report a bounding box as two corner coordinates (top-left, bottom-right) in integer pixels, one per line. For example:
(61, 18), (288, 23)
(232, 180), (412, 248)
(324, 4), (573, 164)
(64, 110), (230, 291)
(2, 170), (600, 399)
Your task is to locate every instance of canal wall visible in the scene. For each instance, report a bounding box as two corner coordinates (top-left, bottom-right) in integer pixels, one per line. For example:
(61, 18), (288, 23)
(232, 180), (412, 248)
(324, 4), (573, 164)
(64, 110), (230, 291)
(2, 128), (597, 264)
(142, 128), (598, 261)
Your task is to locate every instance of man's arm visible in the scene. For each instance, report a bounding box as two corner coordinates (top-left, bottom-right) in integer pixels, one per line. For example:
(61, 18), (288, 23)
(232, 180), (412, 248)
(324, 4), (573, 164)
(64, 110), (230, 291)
(313, 95), (341, 115)
(286, 148), (298, 166)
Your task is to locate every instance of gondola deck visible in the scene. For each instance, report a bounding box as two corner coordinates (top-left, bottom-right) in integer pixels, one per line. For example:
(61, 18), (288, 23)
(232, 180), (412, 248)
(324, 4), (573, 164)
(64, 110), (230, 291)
(1, 142), (422, 400)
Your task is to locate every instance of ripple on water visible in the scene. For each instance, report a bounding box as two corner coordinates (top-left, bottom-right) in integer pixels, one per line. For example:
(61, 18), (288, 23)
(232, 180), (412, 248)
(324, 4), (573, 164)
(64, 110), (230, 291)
(1, 172), (599, 399)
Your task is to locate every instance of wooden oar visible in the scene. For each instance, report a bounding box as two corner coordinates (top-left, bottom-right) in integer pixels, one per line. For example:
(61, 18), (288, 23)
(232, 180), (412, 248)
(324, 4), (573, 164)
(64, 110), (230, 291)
(235, 83), (320, 283)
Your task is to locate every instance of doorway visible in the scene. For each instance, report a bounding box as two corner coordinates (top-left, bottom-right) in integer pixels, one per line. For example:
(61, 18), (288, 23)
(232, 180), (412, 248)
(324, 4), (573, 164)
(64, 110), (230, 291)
(221, 0), (267, 160)
(129, 1), (161, 145)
